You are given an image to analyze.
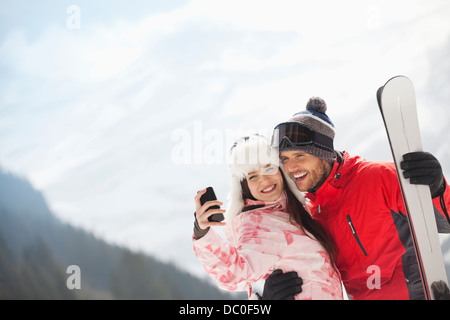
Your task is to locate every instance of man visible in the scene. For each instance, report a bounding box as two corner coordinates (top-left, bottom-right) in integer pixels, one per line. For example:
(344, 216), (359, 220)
(261, 97), (450, 300)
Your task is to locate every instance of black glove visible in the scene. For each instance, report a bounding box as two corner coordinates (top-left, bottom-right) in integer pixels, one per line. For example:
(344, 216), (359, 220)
(193, 212), (209, 240)
(259, 269), (303, 300)
(400, 152), (445, 198)
(431, 280), (450, 300)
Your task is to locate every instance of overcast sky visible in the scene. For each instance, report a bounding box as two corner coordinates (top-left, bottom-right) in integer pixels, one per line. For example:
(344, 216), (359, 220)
(1, 0), (450, 278)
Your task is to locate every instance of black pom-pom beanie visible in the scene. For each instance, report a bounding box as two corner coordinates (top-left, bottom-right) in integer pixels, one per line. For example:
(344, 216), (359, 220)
(285, 97), (336, 164)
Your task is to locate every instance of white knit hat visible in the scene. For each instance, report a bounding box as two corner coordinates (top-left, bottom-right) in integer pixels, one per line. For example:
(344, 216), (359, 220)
(226, 134), (308, 223)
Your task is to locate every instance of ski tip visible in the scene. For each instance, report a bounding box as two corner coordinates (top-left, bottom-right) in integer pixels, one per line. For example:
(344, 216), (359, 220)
(376, 86), (384, 108)
(378, 75), (414, 107)
(383, 75), (410, 86)
(381, 75), (415, 95)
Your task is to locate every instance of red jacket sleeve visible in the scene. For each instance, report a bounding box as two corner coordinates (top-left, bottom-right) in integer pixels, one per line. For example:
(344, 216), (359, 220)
(432, 177), (450, 233)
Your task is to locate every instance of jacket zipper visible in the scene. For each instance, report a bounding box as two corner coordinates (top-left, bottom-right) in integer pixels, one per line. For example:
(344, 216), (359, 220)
(346, 215), (368, 256)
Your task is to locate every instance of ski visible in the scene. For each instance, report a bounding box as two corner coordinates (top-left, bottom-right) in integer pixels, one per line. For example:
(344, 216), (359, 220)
(376, 75), (448, 300)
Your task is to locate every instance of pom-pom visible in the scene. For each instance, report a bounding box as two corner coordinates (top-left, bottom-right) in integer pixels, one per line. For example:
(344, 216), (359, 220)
(306, 97), (327, 113)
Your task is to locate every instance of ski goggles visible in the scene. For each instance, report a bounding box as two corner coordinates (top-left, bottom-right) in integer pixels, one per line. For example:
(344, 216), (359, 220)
(251, 164), (280, 177)
(271, 122), (334, 152)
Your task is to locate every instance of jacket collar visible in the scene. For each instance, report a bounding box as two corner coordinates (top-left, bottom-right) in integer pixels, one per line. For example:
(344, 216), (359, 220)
(244, 191), (287, 212)
(306, 151), (362, 205)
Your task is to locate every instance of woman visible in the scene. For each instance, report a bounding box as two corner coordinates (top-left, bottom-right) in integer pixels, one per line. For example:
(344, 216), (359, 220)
(192, 134), (342, 300)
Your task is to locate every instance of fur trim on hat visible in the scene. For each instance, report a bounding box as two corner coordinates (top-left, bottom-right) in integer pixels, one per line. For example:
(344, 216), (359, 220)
(228, 134), (280, 180)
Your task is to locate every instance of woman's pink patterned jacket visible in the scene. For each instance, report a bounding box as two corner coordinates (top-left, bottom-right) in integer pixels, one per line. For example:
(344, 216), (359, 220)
(192, 192), (343, 300)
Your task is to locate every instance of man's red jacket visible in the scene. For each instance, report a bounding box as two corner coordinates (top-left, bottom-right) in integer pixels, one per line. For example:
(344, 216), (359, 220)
(307, 151), (450, 300)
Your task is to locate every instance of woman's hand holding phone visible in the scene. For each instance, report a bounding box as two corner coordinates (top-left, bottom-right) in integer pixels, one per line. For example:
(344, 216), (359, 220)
(194, 188), (226, 230)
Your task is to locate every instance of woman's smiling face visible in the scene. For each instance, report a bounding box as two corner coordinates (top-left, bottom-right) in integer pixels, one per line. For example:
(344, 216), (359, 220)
(245, 164), (284, 202)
